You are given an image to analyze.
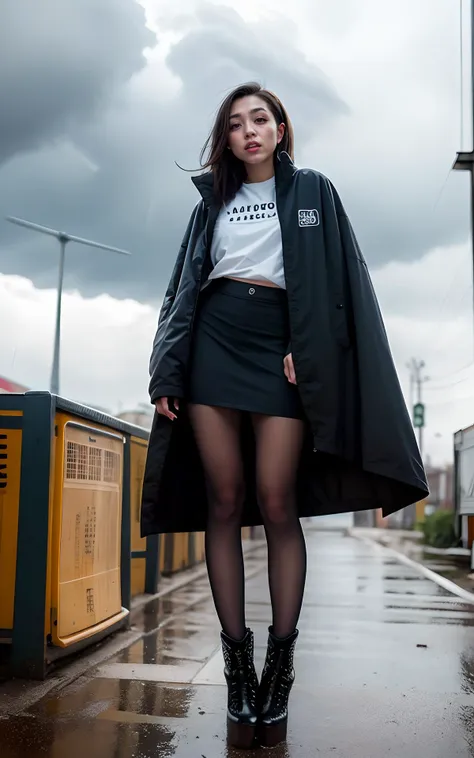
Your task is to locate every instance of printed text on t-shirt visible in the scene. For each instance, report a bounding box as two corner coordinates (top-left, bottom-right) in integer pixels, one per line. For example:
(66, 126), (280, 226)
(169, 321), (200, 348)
(227, 203), (277, 223)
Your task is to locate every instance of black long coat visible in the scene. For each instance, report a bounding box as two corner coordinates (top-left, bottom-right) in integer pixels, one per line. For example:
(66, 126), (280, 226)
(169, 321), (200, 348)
(140, 152), (428, 536)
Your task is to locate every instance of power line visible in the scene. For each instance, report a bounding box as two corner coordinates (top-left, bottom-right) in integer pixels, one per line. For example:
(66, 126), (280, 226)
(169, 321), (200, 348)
(427, 267), (472, 358)
(428, 359), (474, 383)
(424, 373), (473, 391)
(426, 392), (474, 407)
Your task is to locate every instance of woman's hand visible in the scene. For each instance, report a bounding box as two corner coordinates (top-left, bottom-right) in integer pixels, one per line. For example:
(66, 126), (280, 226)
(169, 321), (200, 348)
(283, 353), (297, 384)
(155, 397), (180, 421)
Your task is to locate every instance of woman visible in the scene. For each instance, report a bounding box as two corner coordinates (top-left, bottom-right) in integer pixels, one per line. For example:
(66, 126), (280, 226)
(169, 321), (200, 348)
(141, 82), (428, 749)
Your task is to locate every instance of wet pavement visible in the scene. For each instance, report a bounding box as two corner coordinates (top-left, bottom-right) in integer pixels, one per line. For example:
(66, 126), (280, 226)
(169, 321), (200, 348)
(3, 529), (474, 757)
(354, 527), (474, 595)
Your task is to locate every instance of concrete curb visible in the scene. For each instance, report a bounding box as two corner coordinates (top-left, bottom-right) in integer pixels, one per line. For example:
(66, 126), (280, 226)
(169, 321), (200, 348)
(349, 529), (474, 606)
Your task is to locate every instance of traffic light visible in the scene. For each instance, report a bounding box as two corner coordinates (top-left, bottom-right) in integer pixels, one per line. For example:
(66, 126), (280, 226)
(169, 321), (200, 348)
(413, 402), (425, 428)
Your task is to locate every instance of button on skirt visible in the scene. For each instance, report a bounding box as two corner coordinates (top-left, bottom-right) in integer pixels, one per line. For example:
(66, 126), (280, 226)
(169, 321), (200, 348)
(188, 277), (304, 419)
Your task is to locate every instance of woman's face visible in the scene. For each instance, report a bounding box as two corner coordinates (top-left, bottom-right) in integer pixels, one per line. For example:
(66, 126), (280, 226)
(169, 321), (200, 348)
(228, 95), (284, 166)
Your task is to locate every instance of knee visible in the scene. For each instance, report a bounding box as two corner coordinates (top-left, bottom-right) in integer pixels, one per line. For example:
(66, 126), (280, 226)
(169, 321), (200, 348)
(210, 484), (244, 523)
(258, 485), (292, 526)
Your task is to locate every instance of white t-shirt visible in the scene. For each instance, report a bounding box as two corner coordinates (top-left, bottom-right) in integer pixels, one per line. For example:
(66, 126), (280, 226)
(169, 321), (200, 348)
(208, 176), (285, 289)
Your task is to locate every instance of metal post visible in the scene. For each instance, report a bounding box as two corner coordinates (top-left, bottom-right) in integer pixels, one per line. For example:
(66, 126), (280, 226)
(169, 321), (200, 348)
(471, 0), (474, 135)
(471, 167), (474, 321)
(50, 237), (66, 395)
(470, 0), (474, 319)
(470, 0), (474, 322)
(5, 216), (131, 397)
(453, 1), (474, 339)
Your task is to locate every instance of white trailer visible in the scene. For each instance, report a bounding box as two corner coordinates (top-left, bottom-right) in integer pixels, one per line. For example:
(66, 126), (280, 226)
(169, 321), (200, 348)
(454, 423), (474, 551)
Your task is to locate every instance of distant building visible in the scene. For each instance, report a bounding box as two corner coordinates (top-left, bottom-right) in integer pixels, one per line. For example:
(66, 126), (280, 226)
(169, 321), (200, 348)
(424, 462), (454, 513)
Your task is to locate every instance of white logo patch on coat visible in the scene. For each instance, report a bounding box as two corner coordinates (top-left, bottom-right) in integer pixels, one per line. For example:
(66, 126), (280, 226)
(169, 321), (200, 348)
(298, 209), (320, 227)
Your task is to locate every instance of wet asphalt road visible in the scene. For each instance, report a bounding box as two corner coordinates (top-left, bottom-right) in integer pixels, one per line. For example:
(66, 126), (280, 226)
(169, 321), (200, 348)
(2, 528), (474, 757)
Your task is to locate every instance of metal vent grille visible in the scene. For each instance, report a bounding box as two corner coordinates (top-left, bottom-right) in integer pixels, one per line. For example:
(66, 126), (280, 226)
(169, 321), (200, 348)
(66, 441), (120, 483)
(78, 444), (88, 480)
(104, 450), (120, 483)
(66, 440), (76, 480)
(89, 447), (102, 481)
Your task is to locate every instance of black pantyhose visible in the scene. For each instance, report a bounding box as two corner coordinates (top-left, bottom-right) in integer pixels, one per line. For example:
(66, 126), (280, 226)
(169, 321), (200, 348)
(251, 413), (306, 639)
(188, 404), (246, 640)
(188, 404), (307, 642)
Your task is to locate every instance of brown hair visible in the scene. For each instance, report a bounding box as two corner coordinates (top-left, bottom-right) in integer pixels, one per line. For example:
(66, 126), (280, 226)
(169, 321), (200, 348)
(199, 82), (294, 205)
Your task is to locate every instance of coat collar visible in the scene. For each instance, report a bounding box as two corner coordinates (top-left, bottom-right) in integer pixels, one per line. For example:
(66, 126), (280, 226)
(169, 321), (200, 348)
(191, 151), (297, 207)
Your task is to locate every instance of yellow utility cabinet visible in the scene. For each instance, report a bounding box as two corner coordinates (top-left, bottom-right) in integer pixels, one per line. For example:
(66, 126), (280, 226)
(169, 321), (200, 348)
(52, 419), (126, 646)
(0, 392), (137, 678)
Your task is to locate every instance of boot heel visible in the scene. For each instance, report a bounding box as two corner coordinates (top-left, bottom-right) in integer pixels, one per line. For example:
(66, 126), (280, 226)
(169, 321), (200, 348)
(227, 717), (256, 749)
(220, 629), (259, 750)
(258, 718), (288, 748)
(256, 627), (299, 749)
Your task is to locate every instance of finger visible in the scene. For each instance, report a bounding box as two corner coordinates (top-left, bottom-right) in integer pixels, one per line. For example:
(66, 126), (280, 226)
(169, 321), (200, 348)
(157, 398), (176, 421)
(288, 358), (296, 384)
(155, 400), (167, 416)
(284, 355), (296, 384)
(164, 397), (177, 421)
(168, 398), (179, 419)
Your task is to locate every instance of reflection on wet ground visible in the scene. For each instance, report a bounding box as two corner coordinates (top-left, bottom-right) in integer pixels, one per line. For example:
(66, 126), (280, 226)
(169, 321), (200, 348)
(3, 530), (474, 756)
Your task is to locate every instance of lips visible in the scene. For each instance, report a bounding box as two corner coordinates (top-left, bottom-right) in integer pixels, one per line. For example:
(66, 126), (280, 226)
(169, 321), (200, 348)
(245, 142), (261, 150)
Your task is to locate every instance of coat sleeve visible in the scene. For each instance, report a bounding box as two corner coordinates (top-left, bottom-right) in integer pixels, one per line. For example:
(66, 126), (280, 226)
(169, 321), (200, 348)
(148, 204), (200, 403)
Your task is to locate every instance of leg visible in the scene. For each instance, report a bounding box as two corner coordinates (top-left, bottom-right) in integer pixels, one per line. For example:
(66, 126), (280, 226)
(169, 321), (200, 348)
(189, 403), (259, 749)
(252, 414), (306, 638)
(188, 403), (246, 640)
(251, 414), (305, 748)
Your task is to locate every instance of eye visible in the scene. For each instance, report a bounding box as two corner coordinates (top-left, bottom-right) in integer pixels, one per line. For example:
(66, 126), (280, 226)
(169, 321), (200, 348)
(255, 117), (268, 124)
(230, 123), (240, 131)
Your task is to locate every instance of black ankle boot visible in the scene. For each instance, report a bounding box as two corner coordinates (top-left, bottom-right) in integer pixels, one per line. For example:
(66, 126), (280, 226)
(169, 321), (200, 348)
(257, 626), (299, 747)
(221, 628), (259, 749)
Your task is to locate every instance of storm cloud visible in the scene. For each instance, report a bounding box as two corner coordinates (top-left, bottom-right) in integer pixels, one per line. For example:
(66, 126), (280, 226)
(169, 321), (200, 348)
(0, 0), (468, 304)
(0, 0), (154, 162)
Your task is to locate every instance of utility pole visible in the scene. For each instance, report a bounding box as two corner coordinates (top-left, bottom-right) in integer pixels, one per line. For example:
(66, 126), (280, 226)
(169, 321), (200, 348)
(6, 216), (131, 396)
(402, 359), (428, 530)
(407, 358), (429, 457)
(453, 0), (474, 333)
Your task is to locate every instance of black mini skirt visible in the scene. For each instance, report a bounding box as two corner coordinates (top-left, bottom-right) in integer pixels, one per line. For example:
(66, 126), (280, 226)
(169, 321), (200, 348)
(188, 277), (304, 419)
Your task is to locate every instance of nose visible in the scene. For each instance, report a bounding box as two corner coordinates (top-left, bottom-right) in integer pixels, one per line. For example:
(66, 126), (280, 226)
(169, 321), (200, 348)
(244, 122), (257, 138)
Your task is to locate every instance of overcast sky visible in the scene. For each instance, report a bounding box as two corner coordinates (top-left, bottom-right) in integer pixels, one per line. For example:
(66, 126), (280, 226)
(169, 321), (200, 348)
(0, 0), (473, 465)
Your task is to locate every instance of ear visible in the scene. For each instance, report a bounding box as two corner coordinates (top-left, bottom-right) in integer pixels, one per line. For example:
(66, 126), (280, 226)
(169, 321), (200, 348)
(277, 123), (285, 144)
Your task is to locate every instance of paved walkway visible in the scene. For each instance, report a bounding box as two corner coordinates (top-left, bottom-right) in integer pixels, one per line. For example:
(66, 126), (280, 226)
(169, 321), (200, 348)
(2, 528), (474, 757)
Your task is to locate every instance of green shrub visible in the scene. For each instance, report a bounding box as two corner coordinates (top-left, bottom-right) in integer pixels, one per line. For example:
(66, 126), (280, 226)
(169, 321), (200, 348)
(422, 510), (456, 549)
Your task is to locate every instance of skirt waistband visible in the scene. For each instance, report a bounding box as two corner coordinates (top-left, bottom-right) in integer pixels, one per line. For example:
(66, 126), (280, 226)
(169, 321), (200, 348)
(206, 277), (287, 303)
